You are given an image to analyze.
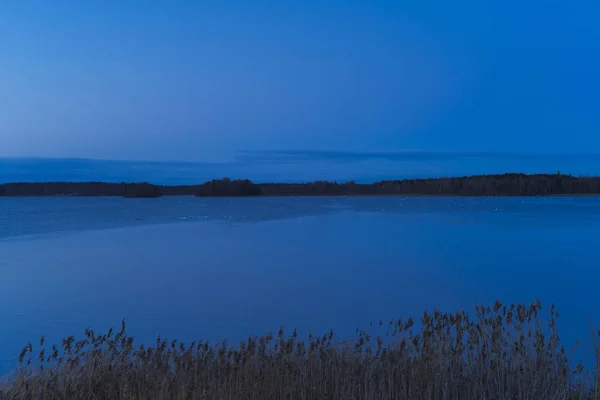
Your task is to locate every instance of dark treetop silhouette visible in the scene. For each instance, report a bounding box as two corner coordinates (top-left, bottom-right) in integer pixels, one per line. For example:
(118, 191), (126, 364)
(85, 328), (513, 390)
(0, 173), (599, 197)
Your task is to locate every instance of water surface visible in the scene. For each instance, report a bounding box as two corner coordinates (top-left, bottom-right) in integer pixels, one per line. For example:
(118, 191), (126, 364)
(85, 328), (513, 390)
(1, 196), (599, 370)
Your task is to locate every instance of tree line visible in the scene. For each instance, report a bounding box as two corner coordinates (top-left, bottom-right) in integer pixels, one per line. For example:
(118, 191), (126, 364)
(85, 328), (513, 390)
(0, 182), (162, 198)
(1, 173), (599, 197)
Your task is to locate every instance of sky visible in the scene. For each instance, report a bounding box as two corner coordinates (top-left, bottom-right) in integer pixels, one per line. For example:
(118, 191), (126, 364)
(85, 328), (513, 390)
(1, 1), (599, 182)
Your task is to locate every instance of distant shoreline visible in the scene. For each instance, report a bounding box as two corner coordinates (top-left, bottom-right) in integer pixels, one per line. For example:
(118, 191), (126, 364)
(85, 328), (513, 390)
(1, 173), (600, 197)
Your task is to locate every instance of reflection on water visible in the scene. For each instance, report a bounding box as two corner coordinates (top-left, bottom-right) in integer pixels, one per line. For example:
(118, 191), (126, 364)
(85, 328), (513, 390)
(0, 196), (599, 370)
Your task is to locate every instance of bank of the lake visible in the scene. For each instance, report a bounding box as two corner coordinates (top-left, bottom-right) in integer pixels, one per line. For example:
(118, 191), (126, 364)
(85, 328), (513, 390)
(0, 301), (597, 399)
(2, 172), (600, 197)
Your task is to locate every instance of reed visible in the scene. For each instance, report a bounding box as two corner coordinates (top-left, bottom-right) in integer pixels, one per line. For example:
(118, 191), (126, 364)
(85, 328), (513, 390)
(1, 301), (598, 399)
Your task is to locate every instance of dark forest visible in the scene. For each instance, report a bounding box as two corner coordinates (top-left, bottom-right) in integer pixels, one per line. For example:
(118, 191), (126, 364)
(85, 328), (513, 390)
(1, 173), (599, 197)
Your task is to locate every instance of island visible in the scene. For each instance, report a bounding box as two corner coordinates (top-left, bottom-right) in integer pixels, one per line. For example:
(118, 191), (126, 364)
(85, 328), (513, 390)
(0, 173), (599, 197)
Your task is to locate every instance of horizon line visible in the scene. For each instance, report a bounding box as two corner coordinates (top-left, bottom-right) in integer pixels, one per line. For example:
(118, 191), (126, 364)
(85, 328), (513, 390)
(0, 171), (594, 187)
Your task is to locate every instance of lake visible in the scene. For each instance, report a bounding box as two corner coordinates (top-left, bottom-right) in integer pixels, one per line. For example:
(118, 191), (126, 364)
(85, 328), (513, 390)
(1, 196), (599, 371)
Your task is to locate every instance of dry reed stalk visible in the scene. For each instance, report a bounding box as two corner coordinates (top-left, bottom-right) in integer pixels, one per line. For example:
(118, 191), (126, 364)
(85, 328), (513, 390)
(0, 301), (597, 399)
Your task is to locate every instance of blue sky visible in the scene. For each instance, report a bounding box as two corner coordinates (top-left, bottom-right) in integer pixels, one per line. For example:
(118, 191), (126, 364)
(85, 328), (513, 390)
(1, 1), (599, 182)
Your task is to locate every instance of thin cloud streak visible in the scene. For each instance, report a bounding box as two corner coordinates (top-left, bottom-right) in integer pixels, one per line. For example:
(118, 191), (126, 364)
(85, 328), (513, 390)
(237, 150), (600, 164)
(2, 151), (600, 185)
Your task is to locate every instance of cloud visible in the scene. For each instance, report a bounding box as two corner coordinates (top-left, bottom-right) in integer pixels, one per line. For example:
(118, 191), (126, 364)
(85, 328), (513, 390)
(3, 150), (600, 185)
(236, 150), (600, 164)
(0, 158), (234, 185)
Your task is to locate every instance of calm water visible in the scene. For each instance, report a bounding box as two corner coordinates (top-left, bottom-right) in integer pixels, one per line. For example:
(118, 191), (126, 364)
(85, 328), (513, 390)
(1, 196), (599, 370)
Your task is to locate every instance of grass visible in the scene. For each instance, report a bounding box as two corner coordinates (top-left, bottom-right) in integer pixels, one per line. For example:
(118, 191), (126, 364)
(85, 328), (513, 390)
(1, 301), (599, 399)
